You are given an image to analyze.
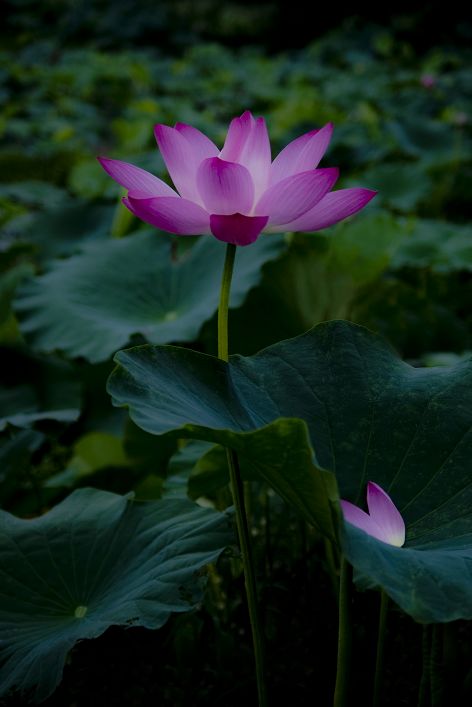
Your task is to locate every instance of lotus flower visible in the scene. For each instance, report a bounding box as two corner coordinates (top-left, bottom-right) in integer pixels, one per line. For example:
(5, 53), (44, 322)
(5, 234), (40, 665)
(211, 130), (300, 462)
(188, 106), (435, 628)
(98, 111), (376, 247)
(340, 482), (405, 547)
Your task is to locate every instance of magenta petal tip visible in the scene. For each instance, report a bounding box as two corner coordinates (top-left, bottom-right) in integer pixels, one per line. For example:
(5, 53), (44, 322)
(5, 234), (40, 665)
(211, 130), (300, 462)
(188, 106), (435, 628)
(341, 481), (405, 547)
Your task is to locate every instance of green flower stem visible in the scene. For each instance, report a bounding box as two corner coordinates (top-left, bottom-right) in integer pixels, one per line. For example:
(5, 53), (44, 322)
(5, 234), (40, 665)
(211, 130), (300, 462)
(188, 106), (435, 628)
(218, 242), (267, 707)
(333, 556), (352, 707)
(217, 243), (236, 362)
(373, 590), (389, 707)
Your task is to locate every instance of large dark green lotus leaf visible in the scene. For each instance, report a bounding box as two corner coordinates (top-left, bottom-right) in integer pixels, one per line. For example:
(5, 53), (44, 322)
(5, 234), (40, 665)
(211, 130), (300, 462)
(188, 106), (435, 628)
(343, 524), (472, 623)
(107, 337), (345, 540)
(110, 347), (337, 536)
(14, 231), (285, 362)
(0, 488), (233, 702)
(108, 321), (472, 622)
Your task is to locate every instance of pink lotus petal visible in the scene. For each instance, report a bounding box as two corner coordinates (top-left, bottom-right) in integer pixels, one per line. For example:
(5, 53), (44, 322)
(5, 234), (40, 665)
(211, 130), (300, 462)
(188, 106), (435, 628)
(175, 123), (219, 163)
(270, 123), (334, 186)
(235, 116), (271, 200)
(154, 124), (202, 203)
(125, 195), (210, 235)
(255, 168), (339, 226)
(340, 501), (388, 543)
(197, 157), (254, 215)
(219, 110), (254, 163)
(219, 113), (270, 199)
(210, 213), (268, 246)
(97, 157), (177, 198)
(282, 188), (377, 232)
(367, 482), (405, 547)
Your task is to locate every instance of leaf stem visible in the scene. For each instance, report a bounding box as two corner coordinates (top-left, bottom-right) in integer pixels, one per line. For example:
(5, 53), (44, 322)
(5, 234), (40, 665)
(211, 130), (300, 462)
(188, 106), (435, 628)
(333, 556), (352, 707)
(218, 242), (267, 707)
(373, 590), (389, 707)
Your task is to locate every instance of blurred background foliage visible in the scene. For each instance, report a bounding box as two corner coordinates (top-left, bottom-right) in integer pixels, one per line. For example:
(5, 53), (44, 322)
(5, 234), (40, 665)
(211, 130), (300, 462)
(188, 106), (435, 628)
(2, 0), (472, 560)
(1, 2), (472, 704)
(4, 0), (472, 52)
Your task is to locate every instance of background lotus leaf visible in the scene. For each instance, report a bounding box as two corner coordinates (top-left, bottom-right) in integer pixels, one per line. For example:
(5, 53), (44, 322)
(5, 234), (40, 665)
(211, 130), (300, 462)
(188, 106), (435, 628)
(0, 488), (233, 702)
(108, 320), (472, 621)
(15, 232), (286, 362)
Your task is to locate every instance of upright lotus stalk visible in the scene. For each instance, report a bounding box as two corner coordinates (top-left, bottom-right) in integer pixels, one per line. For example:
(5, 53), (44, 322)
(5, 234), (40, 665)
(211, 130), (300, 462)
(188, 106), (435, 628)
(218, 242), (267, 706)
(333, 557), (352, 707)
(99, 109), (377, 707)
